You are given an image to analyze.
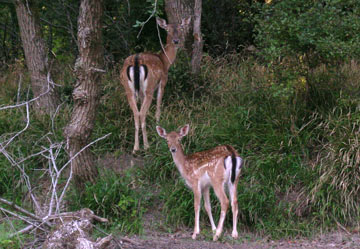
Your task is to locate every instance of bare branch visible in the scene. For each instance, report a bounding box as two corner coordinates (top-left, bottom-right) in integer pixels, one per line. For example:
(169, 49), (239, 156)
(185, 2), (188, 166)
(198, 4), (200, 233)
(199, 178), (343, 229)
(0, 198), (45, 224)
(156, 22), (171, 64)
(89, 67), (106, 73)
(9, 224), (34, 238)
(0, 70), (57, 111)
(0, 67), (111, 242)
(16, 73), (22, 104)
(0, 102), (41, 213)
(61, 133), (111, 173)
(0, 207), (47, 233)
(0, 101), (30, 150)
(57, 164), (72, 214)
(136, 0), (158, 39)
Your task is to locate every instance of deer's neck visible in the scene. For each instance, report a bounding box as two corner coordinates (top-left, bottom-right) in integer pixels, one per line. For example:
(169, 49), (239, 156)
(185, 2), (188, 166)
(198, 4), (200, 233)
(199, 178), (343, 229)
(171, 146), (190, 180)
(159, 37), (177, 71)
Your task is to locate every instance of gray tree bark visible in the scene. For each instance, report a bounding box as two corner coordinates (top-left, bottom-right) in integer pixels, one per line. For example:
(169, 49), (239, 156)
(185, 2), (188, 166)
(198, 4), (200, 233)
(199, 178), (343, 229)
(15, 0), (59, 115)
(64, 0), (104, 188)
(191, 0), (203, 74)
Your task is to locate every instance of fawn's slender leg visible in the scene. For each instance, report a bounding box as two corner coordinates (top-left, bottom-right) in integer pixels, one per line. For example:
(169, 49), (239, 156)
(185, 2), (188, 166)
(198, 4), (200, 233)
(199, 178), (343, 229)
(192, 183), (202, 239)
(139, 94), (153, 150)
(212, 183), (229, 241)
(228, 180), (239, 239)
(203, 186), (216, 231)
(126, 93), (140, 153)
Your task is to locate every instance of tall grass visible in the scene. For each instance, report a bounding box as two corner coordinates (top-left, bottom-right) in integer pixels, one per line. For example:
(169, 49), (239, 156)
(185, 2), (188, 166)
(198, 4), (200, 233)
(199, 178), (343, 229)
(1, 55), (360, 239)
(68, 168), (151, 234)
(142, 55), (360, 237)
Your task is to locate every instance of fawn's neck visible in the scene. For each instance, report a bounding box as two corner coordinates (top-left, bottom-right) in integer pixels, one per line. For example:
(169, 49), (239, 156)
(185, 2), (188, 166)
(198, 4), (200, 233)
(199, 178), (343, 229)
(159, 36), (177, 71)
(171, 145), (191, 180)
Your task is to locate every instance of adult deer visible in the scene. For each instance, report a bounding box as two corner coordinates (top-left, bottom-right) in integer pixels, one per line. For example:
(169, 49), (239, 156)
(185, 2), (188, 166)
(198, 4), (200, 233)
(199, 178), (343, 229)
(120, 17), (191, 153)
(156, 124), (243, 241)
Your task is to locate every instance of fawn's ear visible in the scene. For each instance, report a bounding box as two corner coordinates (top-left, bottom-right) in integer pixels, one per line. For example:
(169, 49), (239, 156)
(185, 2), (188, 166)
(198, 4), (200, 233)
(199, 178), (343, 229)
(156, 126), (167, 138)
(179, 124), (190, 138)
(156, 17), (168, 30)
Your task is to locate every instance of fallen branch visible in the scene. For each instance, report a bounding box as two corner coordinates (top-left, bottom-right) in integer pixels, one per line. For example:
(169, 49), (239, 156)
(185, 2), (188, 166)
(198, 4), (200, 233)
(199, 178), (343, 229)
(10, 224), (35, 238)
(43, 208), (112, 249)
(0, 197), (49, 226)
(0, 207), (47, 234)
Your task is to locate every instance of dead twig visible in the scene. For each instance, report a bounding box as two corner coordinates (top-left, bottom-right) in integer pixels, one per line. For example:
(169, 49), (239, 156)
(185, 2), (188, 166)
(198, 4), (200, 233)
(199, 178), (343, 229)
(0, 198), (50, 227)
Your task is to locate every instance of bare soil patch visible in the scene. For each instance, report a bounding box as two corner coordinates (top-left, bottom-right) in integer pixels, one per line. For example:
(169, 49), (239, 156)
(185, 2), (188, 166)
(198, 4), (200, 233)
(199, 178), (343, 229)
(117, 230), (360, 249)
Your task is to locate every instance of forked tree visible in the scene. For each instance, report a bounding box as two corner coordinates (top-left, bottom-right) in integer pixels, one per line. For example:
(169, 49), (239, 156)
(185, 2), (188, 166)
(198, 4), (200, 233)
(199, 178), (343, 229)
(120, 17), (191, 153)
(156, 124), (243, 241)
(64, 0), (104, 186)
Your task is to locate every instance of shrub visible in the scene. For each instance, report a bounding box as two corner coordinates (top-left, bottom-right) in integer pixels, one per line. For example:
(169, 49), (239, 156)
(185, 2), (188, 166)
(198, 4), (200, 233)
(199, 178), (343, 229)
(255, 0), (360, 67)
(69, 169), (151, 234)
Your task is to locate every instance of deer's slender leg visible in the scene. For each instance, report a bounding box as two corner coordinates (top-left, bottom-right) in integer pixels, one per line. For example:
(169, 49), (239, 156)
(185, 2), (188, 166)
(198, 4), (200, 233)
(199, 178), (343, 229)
(212, 183), (229, 241)
(192, 183), (202, 240)
(228, 179), (239, 239)
(139, 94), (153, 150)
(126, 93), (140, 153)
(203, 186), (216, 232)
(155, 75), (167, 123)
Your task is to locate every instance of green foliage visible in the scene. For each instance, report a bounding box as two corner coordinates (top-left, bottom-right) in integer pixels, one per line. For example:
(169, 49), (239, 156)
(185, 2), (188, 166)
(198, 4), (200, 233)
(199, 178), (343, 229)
(306, 101), (360, 223)
(142, 54), (360, 238)
(255, 0), (360, 67)
(2, 52), (360, 239)
(0, 221), (27, 249)
(69, 169), (151, 234)
(202, 0), (257, 55)
(161, 181), (194, 227)
(2, 0), (360, 237)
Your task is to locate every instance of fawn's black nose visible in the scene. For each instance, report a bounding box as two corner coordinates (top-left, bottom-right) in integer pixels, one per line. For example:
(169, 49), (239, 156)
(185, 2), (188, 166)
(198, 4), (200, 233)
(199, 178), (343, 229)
(173, 39), (179, 44)
(170, 148), (177, 153)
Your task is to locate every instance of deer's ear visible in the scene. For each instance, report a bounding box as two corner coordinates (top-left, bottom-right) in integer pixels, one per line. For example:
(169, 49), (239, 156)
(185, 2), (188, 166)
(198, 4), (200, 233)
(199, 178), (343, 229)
(179, 124), (190, 137)
(156, 17), (168, 30)
(181, 17), (191, 27)
(156, 126), (167, 138)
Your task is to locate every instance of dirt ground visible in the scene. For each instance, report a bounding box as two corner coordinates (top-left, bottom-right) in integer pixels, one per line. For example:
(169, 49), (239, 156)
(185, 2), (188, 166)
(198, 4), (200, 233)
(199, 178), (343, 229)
(116, 229), (360, 249)
(112, 205), (360, 249)
(113, 207), (360, 249)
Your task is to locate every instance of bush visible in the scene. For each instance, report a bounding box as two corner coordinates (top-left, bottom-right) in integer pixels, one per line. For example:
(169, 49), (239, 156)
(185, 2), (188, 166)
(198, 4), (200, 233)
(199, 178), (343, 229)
(144, 54), (360, 237)
(2, 52), (360, 239)
(69, 169), (151, 234)
(255, 0), (360, 67)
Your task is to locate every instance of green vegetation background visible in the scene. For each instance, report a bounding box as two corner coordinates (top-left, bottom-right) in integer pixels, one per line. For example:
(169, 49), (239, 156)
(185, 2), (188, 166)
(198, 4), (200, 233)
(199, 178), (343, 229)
(1, 0), (360, 246)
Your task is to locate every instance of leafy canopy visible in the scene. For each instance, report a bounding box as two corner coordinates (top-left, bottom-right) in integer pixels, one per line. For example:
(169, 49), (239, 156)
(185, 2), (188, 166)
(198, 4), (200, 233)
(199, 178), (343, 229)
(255, 0), (360, 66)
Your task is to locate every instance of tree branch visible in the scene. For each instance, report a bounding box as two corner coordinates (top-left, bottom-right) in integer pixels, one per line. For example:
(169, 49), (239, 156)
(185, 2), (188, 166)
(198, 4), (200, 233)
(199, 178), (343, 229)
(0, 198), (46, 224)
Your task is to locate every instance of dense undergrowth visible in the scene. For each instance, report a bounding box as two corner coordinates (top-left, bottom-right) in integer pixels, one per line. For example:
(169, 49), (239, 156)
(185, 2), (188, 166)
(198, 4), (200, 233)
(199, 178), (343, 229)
(1, 54), (360, 243)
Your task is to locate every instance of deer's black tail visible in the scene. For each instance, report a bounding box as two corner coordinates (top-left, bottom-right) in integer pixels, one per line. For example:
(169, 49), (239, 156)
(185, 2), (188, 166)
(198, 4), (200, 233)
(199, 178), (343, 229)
(126, 54), (148, 96)
(224, 146), (243, 184)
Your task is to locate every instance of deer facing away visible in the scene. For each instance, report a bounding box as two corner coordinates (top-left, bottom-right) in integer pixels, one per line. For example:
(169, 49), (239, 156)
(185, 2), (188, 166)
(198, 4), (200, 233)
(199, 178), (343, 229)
(156, 124), (243, 241)
(120, 17), (191, 153)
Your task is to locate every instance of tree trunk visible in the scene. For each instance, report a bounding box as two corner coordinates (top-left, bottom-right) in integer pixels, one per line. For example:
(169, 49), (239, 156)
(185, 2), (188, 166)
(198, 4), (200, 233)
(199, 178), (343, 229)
(10, 4), (20, 61)
(191, 0), (203, 74)
(64, 0), (104, 189)
(164, 0), (203, 74)
(165, 0), (194, 56)
(15, 0), (59, 115)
